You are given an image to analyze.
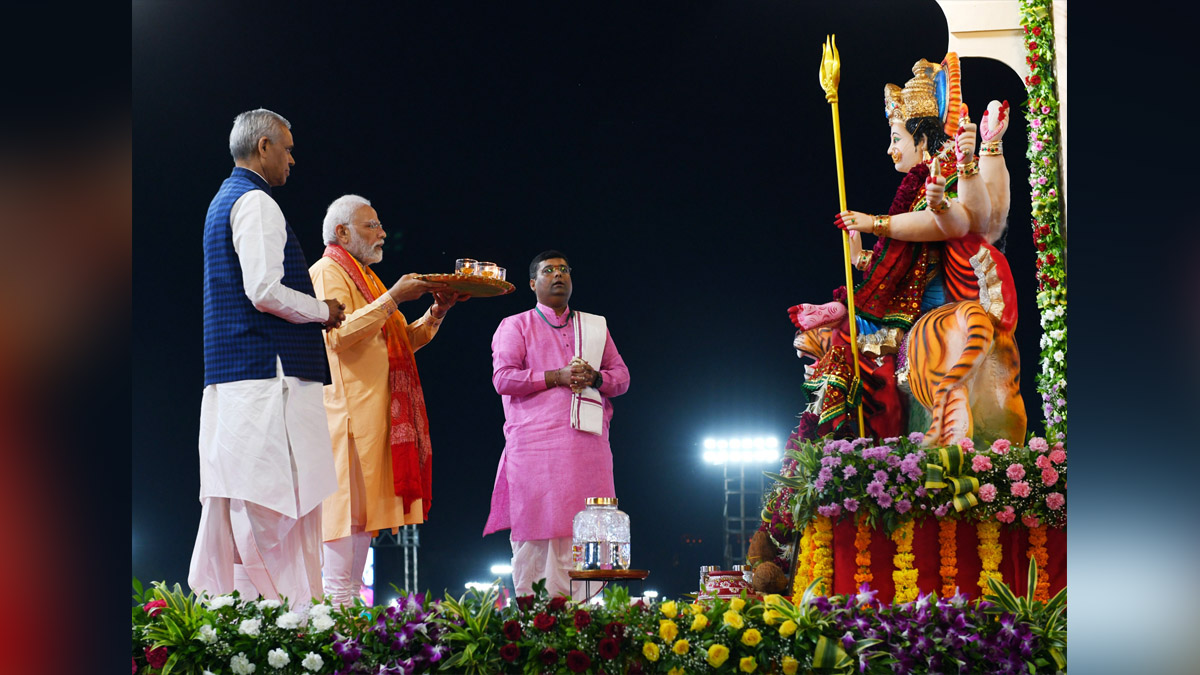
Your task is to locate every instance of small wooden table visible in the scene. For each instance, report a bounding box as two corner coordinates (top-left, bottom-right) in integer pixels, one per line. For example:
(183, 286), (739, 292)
(569, 569), (650, 601)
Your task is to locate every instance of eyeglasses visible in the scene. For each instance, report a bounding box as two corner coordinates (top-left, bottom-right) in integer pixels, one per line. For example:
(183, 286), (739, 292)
(539, 264), (572, 276)
(359, 220), (383, 231)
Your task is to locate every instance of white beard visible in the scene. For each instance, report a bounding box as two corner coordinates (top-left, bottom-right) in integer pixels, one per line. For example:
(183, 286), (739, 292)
(347, 228), (383, 265)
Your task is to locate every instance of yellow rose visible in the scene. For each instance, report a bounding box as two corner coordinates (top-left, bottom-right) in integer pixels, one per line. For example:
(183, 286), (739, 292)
(762, 609), (782, 626)
(782, 656), (800, 675)
(661, 600), (678, 619)
(722, 610), (744, 630)
(706, 644), (730, 668)
(778, 619), (798, 637)
(690, 613), (709, 631)
(672, 639), (690, 655)
(739, 656), (758, 673)
(729, 597), (746, 612)
(763, 594), (783, 606)
(741, 628), (762, 647)
(668, 668), (685, 675)
(642, 642), (660, 662)
(689, 602), (705, 615)
(659, 619), (679, 643)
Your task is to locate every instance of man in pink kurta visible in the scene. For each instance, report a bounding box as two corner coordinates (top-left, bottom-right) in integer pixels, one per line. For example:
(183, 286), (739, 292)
(483, 251), (630, 599)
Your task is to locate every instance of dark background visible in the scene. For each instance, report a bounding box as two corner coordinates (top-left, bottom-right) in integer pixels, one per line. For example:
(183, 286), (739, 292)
(132, 1), (1035, 603)
(100, 2), (1200, 674)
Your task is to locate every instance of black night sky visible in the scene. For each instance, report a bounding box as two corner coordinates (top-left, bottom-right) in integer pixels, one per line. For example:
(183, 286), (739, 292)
(132, 0), (1042, 603)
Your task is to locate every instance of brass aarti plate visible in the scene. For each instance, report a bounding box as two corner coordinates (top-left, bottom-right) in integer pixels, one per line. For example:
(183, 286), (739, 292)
(416, 273), (515, 298)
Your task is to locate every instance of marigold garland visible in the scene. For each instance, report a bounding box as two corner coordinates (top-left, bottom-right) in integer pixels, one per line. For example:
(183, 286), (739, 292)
(938, 519), (958, 599)
(977, 520), (1004, 598)
(791, 521), (816, 603)
(811, 516), (834, 597)
(853, 512), (873, 587)
(890, 519), (918, 603)
(1026, 524), (1051, 602)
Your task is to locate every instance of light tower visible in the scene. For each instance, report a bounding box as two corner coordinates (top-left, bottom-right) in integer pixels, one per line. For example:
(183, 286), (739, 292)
(702, 436), (780, 569)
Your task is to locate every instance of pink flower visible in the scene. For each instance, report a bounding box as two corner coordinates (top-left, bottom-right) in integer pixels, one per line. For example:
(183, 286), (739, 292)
(1011, 481), (1031, 498)
(1033, 141), (1044, 151)
(1029, 437), (1049, 452)
(1041, 105), (1051, 114)
(1041, 467), (1059, 486)
(1035, 455), (1051, 470)
(972, 455), (992, 472)
(843, 498), (859, 512)
(143, 599), (167, 618)
(996, 506), (1016, 523)
(1052, 441), (1064, 452)
(978, 483), (997, 503)
(1046, 492), (1065, 510)
(1038, 176), (1047, 185)
(1031, 118), (1043, 128)
(959, 438), (974, 452)
(1049, 449), (1066, 465)
(990, 439), (1011, 454)
(1006, 464), (1026, 481)
(1021, 513), (1041, 528)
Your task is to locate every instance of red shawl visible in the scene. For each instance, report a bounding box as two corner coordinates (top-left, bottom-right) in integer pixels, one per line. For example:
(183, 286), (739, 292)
(323, 244), (433, 518)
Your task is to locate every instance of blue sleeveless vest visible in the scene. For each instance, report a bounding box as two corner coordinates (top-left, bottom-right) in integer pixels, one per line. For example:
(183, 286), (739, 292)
(202, 167), (331, 386)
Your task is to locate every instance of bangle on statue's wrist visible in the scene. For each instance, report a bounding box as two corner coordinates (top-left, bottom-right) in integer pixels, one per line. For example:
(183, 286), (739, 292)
(593, 371), (603, 390)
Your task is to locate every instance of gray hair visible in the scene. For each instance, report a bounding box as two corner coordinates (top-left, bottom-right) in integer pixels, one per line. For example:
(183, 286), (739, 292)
(229, 108), (291, 160)
(322, 194), (372, 244)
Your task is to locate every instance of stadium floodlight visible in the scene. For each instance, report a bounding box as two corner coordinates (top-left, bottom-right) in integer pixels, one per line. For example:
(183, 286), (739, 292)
(490, 563), (513, 575)
(465, 581), (499, 592)
(701, 436), (780, 464)
(643, 590), (659, 599)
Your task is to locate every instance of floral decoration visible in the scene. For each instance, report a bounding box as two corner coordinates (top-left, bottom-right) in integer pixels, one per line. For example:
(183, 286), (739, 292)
(1021, 0), (1067, 442)
(937, 519), (958, 600)
(977, 520), (1004, 598)
(889, 519), (918, 604)
(853, 512), (873, 587)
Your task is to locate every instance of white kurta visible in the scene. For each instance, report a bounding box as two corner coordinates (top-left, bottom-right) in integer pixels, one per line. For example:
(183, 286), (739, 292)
(196, 187), (338, 519)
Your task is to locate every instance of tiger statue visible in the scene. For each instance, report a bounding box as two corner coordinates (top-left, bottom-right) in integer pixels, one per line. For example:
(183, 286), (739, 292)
(794, 299), (1025, 447)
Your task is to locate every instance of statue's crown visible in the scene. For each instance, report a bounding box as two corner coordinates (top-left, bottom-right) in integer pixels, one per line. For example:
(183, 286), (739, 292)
(884, 59), (941, 125)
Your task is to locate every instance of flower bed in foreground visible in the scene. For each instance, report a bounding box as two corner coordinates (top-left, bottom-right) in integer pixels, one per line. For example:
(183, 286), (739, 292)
(133, 562), (1065, 675)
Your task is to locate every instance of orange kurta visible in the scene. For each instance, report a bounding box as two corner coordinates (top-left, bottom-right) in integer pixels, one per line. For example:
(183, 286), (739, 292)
(309, 256), (442, 542)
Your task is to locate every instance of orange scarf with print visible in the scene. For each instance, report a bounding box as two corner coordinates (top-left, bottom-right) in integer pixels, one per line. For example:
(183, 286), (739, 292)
(323, 244), (432, 518)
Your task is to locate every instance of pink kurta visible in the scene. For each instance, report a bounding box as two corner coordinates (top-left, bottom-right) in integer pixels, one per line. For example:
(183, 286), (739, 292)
(483, 303), (630, 541)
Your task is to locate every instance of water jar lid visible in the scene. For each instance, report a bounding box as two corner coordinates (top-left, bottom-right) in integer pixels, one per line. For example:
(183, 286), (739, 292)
(586, 497), (618, 506)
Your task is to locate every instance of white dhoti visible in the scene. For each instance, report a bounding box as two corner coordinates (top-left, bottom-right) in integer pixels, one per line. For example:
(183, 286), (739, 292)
(510, 536), (587, 602)
(189, 358), (338, 610)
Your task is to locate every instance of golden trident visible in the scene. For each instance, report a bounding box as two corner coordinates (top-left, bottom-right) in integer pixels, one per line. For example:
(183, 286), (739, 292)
(819, 34), (865, 439)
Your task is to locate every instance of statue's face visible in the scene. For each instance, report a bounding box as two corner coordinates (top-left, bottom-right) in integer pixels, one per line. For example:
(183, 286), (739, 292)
(887, 122), (924, 173)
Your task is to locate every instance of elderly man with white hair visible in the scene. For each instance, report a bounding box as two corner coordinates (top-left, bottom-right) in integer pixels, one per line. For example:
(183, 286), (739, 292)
(191, 108), (347, 610)
(309, 194), (465, 606)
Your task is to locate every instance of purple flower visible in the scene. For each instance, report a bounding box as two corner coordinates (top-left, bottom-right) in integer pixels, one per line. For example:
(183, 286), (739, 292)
(876, 492), (893, 508)
(817, 503), (842, 518)
(820, 455), (843, 468)
(866, 481), (885, 498)
(895, 499), (912, 514)
(842, 465), (857, 479)
(884, 454), (901, 468)
(914, 486), (927, 498)
(907, 432), (925, 444)
(873, 470), (889, 483)
(933, 503), (950, 517)
(843, 497), (859, 512)
(818, 467), (834, 482)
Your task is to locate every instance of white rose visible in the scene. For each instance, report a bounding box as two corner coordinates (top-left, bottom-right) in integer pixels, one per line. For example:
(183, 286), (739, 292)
(275, 612), (303, 630)
(310, 613), (335, 633)
(1053, 350), (1064, 362)
(1050, 329), (1064, 340)
(257, 599), (282, 611)
(209, 596), (236, 610)
(198, 624), (218, 644)
(267, 648), (290, 668)
(238, 618), (262, 636)
(301, 653), (325, 671)
(230, 653), (257, 675)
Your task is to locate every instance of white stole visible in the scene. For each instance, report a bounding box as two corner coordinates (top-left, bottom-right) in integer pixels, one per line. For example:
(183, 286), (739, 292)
(570, 311), (606, 435)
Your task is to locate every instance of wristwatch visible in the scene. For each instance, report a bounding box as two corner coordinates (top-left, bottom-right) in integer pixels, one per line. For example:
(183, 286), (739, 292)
(592, 371), (603, 390)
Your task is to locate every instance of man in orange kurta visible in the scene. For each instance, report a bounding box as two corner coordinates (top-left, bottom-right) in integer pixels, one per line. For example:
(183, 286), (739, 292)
(309, 194), (463, 607)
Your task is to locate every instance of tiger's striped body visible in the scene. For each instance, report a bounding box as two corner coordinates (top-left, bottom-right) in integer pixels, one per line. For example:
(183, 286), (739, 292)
(794, 299), (1025, 447)
(903, 301), (1025, 447)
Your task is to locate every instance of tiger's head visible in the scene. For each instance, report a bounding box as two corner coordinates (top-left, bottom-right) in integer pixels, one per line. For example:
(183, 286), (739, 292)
(794, 326), (834, 367)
